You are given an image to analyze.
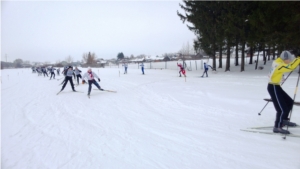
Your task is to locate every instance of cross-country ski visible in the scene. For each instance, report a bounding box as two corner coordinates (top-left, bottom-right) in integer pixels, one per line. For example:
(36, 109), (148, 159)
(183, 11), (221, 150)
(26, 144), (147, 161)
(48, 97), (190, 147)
(93, 89), (117, 93)
(240, 129), (300, 138)
(56, 90), (83, 95)
(247, 125), (300, 130)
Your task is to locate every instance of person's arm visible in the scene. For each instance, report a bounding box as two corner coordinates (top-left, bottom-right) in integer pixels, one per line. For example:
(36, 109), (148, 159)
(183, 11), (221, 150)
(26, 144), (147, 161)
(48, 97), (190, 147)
(93, 72), (99, 79)
(208, 65), (214, 70)
(277, 58), (300, 73)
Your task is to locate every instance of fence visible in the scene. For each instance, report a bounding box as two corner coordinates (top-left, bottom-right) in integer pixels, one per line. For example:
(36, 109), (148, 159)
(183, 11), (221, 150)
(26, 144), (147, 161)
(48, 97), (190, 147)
(107, 56), (266, 71)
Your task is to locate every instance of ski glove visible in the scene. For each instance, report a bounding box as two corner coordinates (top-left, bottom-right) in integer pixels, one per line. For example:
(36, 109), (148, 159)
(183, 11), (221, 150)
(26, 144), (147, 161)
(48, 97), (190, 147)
(98, 78), (100, 82)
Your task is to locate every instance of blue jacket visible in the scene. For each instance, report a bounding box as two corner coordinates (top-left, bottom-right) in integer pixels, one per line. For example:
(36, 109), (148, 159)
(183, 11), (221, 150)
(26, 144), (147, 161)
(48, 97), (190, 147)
(204, 63), (209, 70)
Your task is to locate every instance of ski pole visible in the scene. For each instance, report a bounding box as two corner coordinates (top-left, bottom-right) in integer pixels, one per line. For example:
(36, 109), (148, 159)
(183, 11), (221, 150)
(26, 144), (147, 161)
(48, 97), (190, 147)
(258, 71), (293, 116)
(283, 67), (300, 139)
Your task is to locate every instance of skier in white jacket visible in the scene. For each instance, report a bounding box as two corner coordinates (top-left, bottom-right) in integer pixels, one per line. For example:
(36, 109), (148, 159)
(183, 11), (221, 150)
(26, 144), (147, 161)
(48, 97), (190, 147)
(82, 67), (104, 96)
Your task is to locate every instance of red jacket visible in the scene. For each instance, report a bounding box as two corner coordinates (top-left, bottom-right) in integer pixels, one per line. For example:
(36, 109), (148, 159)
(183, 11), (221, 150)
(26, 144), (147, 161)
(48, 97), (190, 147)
(177, 63), (184, 70)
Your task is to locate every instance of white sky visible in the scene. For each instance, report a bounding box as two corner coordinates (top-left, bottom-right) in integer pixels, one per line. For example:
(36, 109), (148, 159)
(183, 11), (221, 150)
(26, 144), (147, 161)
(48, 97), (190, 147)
(1, 0), (195, 63)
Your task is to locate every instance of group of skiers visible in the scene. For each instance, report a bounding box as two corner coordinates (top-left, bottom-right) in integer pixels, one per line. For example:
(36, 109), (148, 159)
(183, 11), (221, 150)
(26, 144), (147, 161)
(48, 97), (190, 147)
(177, 62), (215, 77)
(58, 66), (103, 96)
(122, 61), (213, 77)
(122, 62), (145, 75)
(32, 65), (104, 96)
(121, 61), (214, 77)
(32, 66), (60, 79)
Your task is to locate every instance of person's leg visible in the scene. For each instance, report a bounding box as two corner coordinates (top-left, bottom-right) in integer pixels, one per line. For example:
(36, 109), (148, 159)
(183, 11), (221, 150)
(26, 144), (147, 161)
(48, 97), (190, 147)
(76, 75), (79, 85)
(93, 80), (102, 90)
(267, 84), (289, 128)
(88, 80), (92, 95)
(201, 71), (205, 77)
(280, 88), (294, 119)
(61, 77), (69, 91)
(70, 78), (75, 91)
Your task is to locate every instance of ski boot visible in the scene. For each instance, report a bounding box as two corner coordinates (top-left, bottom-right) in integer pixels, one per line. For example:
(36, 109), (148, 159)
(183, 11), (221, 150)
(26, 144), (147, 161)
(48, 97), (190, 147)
(273, 127), (290, 134)
(282, 120), (297, 127)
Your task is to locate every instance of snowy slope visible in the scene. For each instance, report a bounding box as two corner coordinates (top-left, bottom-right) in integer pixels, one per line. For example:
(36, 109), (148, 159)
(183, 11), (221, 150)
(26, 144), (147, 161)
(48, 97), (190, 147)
(1, 61), (300, 169)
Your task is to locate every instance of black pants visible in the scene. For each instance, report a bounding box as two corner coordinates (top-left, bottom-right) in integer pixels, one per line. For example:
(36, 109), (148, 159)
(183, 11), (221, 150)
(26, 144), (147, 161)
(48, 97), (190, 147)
(88, 79), (101, 95)
(57, 71), (60, 76)
(202, 69), (208, 77)
(61, 76), (75, 91)
(43, 71), (48, 77)
(76, 74), (82, 84)
(50, 72), (55, 79)
(267, 84), (293, 128)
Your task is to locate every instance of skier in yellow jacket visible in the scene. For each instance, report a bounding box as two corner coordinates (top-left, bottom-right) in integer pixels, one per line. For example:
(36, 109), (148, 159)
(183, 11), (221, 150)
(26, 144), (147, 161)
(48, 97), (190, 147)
(268, 50), (300, 134)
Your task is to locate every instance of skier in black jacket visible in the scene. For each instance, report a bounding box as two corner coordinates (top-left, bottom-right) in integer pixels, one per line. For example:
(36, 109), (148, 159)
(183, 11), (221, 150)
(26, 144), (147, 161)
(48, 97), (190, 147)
(60, 66), (76, 92)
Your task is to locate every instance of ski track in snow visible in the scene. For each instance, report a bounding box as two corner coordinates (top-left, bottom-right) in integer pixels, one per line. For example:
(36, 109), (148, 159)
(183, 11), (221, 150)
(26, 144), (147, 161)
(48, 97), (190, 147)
(2, 66), (300, 169)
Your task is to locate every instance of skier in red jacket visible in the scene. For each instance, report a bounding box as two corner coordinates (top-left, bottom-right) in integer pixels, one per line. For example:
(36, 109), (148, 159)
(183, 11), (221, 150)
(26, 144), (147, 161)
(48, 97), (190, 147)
(177, 63), (186, 77)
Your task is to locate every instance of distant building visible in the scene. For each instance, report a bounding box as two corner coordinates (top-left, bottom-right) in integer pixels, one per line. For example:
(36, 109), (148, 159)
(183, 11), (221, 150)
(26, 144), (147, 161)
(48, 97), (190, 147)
(97, 60), (107, 68)
(131, 57), (145, 63)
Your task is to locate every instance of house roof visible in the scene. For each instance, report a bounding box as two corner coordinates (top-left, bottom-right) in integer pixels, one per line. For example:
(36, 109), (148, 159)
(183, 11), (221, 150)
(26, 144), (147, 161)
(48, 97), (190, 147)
(131, 58), (145, 62)
(97, 60), (107, 64)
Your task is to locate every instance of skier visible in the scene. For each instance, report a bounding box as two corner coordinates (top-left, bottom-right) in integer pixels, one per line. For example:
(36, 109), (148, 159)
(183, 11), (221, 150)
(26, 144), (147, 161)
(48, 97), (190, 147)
(57, 68), (60, 76)
(60, 66), (69, 85)
(49, 66), (56, 80)
(201, 62), (214, 77)
(267, 50), (300, 134)
(177, 62), (186, 77)
(60, 66), (76, 92)
(32, 67), (36, 73)
(47, 67), (51, 74)
(123, 62), (128, 74)
(62, 66), (69, 76)
(140, 62), (145, 75)
(74, 67), (82, 85)
(42, 67), (48, 77)
(36, 67), (42, 76)
(82, 67), (103, 96)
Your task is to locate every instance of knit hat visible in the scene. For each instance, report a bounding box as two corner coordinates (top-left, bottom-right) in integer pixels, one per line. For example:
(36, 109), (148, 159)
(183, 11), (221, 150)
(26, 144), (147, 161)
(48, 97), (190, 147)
(280, 51), (293, 60)
(87, 67), (91, 70)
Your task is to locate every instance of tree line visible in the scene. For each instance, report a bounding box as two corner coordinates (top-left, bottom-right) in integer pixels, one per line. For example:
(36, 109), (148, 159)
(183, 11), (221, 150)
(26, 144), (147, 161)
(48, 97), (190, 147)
(178, 1), (300, 71)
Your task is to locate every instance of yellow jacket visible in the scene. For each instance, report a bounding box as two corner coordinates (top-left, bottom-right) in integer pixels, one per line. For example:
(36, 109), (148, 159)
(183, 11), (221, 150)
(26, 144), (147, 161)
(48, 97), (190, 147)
(268, 57), (300, 85)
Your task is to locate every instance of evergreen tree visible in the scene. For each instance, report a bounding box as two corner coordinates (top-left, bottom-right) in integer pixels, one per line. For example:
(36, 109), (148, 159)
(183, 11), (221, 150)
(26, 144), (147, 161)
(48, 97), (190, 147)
(117, 52), (125, 60)
(178, 1), (300, 71)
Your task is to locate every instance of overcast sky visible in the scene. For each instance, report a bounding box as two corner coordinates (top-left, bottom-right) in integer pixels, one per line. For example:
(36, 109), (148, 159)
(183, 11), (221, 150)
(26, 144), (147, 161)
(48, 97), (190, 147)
(1, 1), (195, 63)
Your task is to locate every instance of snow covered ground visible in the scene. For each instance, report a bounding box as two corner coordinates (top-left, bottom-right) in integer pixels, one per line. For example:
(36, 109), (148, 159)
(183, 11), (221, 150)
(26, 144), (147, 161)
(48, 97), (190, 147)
(1, 60), (300, 169)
